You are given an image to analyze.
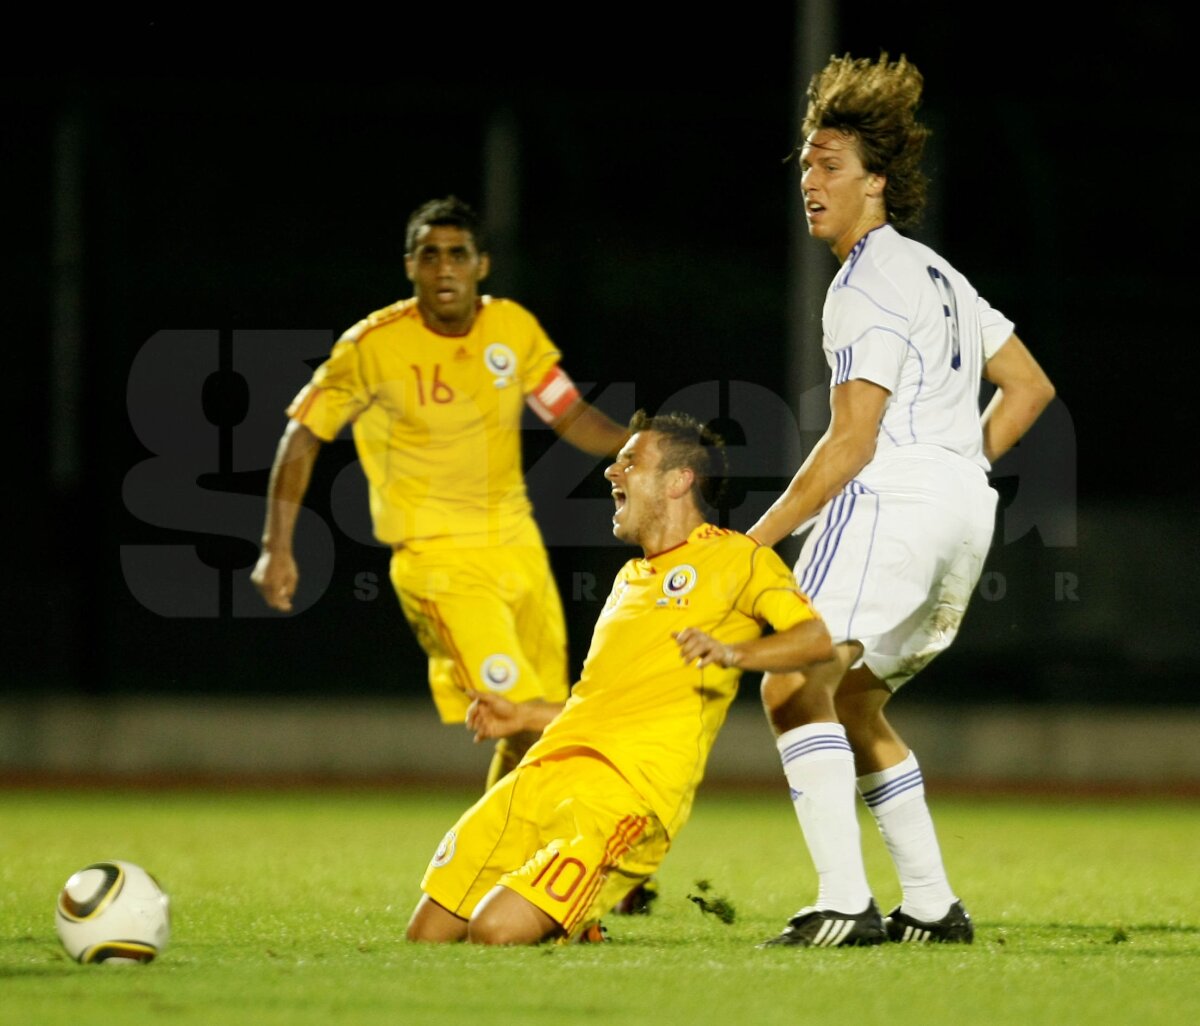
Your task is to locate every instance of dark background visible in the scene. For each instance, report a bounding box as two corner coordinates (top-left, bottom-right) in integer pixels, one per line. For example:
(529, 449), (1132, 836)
(5, 7), (1195, 709)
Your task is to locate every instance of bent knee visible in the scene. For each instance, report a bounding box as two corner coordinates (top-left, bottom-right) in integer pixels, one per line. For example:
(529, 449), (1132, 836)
(407, 921), (460, 944)
(406, 922), (434, 943)
(834, 670), (892, 730)
(466, 916), (545, 947)
(834, 689), (877, 728)
(465, 921), (514, 946)
(761, 671), (827, 734)
(466, 888), (560, 946)
(760, 670), (802, 710)
(406, 895), (468, 943)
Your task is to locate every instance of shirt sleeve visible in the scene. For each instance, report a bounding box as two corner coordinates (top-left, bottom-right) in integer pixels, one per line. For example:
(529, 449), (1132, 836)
(977, 295), (1016, 361)
(742, 545), (821, 631)
(824, 286), (907, 393)
(514, 305), (563, 395)
(285, 331), (372, 442)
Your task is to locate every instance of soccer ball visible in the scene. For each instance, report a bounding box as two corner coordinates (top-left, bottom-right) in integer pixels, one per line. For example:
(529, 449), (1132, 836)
(55, 860), (171, 964)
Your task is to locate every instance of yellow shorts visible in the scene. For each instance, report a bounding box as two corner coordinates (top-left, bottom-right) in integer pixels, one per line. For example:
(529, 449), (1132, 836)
(420, 749), (670, 939)
(389, 533), (569, 723)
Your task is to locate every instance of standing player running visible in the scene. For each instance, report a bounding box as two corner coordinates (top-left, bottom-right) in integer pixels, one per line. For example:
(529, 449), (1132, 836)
(747, 54), (1055, 947)
(251, 196), (629, 790)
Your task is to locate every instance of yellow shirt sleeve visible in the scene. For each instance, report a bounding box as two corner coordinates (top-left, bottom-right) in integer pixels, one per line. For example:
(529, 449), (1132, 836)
(286, 330), (371, 442)
(515, 306), (562, 394)
(742, 544), (821, 632)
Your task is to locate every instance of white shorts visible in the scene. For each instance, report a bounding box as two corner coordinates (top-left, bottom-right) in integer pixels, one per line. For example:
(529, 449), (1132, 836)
(794, 449), (997, 689)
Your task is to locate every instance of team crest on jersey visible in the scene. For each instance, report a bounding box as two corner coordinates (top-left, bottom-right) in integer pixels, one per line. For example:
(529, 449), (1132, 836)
(480, 654), (519, 691)
(431, 829), (457, 868)
(484, 343), (517, 388)
(662, 564), (698, 598)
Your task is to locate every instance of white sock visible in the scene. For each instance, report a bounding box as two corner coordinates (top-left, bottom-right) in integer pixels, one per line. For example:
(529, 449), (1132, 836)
(857, 751), (955, 922)
(777, 723), (872, 913)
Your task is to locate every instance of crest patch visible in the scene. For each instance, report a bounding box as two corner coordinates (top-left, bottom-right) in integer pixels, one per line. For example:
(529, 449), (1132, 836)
(484, 343), (517, 387)
(662, 564), (698, 598)
(480, 654), (519, 691)
(431, 829), (457, 868)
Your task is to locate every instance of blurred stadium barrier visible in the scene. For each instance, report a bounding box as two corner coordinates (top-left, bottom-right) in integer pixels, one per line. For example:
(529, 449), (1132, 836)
(2, 698), (1198, 793)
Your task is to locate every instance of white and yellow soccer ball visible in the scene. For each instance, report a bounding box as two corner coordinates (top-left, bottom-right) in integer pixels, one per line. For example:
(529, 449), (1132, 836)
(55, 860), (171, 964)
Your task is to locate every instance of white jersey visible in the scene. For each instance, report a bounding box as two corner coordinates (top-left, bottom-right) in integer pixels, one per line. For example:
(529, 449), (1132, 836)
(795, 224), (1012, 687)
(823, 224), (1014, 472)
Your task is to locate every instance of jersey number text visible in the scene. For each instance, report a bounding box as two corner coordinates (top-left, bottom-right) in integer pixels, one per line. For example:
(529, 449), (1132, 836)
(926, 266), (961, 370)
(410, 364), (456, 405)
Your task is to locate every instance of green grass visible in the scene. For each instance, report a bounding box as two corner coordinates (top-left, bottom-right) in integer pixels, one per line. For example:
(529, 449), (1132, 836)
(1, 785), (1197, 1025)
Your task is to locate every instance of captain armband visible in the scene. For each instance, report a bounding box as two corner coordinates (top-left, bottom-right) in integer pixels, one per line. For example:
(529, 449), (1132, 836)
(526, 365), (582, 425)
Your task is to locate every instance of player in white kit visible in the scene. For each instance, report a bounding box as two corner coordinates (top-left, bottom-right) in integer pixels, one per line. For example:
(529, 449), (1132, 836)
(748, 53), (1056, 947)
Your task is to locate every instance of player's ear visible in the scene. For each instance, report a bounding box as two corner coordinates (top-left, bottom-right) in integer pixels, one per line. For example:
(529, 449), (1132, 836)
(404, 253), (416, 283)
(866, 172), (886, 199)
(668, 467), (695, 500)
(477, 252), (491, 282)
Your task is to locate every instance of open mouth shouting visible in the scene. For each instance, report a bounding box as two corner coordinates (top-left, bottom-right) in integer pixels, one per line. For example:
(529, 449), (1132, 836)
(611, 486), (627, 523)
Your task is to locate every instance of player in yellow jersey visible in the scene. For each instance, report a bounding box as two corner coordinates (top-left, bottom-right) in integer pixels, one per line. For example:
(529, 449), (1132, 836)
(405, 410), (838, 945)
(251, 196), (629, 788)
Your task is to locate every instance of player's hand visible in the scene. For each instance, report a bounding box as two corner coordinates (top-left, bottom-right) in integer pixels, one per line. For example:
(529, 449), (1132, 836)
(250, 550), (299, 612)
(672, 628), (739, 669)
(465, 690), (522, 742)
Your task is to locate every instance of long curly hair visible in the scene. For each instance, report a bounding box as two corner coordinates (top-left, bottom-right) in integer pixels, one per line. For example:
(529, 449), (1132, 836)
(801, 52), (930, 229)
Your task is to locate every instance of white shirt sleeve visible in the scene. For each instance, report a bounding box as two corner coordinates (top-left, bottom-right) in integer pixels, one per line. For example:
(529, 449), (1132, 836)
(824, 283), (907, 394)
(977, 295), (1016, 360)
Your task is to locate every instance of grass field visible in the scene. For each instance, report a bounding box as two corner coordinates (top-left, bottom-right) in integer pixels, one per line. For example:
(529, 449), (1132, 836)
(1, 783), (1197, 1026)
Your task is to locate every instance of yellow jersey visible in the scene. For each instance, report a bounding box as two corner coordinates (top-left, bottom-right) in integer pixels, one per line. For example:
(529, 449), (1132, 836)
(287, 296), (562, 548)
(522, 524), (821, 837)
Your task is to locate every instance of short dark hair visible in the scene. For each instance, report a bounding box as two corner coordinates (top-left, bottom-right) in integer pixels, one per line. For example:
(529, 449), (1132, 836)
(404, 196), (487, 255)
(629, 409), (729, 511)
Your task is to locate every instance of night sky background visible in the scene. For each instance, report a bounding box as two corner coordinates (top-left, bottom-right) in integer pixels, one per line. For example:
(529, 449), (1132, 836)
(5, 7), (1195, 709)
